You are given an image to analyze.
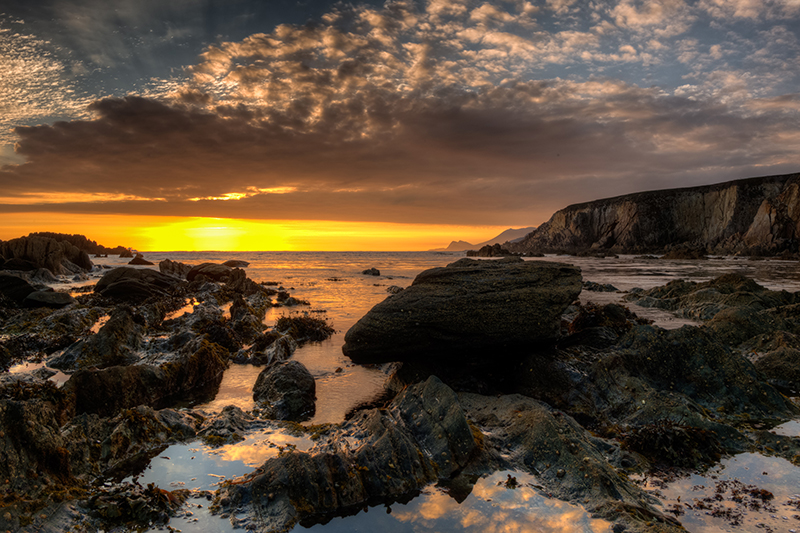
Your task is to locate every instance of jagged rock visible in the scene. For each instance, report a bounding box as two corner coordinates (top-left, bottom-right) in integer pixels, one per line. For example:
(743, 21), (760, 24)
(465, 243), (514, 257)
(28, 267), (59, 284)
(187, 263), (232, 282)
(119, 249), (134, 258)
(361, 267), (380, 276)
(386, 285), (403, 294)
(198, 405), (256, 444)
(159, 258), (194, 278)
(22, 290), (76, 309)
(95, 266), (181, 302)
(128, 253), (154, 265)
(218, 377), (477, 531)
(250, 334), (297, 366)
(509, 172), (800, 255)
(253, 360), (316, 421)
(0, 273), (36, 304)
(50, 305), (143, 370)
(342, 257), (582, 364)
(223, 259), (250, 268)
(62, 340), (228, 418)
(0, 235), (92, 274)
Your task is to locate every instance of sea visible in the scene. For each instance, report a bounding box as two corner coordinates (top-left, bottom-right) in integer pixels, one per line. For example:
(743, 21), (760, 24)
(34, 252), (800, 532)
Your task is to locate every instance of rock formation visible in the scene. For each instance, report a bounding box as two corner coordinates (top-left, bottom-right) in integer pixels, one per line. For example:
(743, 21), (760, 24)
(510, 172), (800, 255)
(252, 360), (316, 421)
(342, 257), (581, 363)
(0, 235), (93, 275)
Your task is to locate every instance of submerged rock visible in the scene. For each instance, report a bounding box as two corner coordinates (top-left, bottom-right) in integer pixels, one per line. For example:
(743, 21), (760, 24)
(223, 259), (250, 268)
(361, 267), (380, 276)
(253, 360), (316, 421)
(342, 257), (581, 363)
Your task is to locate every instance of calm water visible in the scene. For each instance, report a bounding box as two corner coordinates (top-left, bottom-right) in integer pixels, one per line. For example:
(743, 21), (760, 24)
(57, 252), (800, 532)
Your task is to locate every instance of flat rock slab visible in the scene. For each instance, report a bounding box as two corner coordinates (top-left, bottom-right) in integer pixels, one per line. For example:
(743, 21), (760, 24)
(342, 257), (582, 363)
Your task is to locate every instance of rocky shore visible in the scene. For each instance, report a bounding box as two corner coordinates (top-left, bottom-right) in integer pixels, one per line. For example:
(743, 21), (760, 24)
(0, 252), (798, 532)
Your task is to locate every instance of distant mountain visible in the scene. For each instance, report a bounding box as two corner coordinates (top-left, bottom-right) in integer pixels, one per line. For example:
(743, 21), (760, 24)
(507, 172), (800, 256)
(430, 227), (536, 252)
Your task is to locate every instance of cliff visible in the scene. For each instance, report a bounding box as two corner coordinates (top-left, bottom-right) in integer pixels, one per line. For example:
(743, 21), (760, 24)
(509, 173), (800, 256)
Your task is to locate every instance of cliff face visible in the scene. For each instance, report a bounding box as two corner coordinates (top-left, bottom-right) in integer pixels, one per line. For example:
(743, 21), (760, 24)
(510, 173), (800, 255)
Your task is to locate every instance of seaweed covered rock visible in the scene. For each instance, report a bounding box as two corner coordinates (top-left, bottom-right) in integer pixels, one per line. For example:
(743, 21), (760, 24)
(62, 341), (228, 418)
(50, 305), (144, 370)
(343, 257), (581, 364)
(217, 376), (477, 531)
(253, 360), (316, 421)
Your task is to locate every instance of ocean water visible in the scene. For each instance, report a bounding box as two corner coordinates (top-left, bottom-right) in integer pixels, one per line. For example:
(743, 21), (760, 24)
(59, 251), (800, 532)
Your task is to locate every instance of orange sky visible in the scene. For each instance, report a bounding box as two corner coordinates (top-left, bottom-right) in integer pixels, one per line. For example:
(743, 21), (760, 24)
(0, 213), (509, 251)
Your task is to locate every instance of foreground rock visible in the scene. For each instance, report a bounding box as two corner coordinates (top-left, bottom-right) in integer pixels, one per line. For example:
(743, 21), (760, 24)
(342, 257), (581, 363)
(253, 360), (316, 421)
(217, 377), (478, 531)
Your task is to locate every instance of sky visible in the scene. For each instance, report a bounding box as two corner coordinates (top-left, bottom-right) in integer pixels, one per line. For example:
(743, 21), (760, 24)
(1, 0), (799, 250)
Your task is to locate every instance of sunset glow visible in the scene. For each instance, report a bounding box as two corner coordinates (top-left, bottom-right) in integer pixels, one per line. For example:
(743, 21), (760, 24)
(0, 213), (506, 251)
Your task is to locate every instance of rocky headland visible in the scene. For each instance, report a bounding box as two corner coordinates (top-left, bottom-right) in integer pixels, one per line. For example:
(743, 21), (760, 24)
(508, 172), (800, 256)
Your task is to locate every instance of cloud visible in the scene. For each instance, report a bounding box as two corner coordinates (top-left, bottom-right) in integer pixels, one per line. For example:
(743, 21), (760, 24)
(1, 0), (799, 226)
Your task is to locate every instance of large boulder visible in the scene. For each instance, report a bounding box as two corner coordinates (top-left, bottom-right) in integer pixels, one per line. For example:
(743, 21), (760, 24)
(342, 257), (582, 364)
(95, 267), (181, 302)
(253, 360), (316, 421)
(128, 253), (154, 265)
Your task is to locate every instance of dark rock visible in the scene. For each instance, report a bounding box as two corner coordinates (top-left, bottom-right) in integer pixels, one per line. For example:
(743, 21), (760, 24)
(343, 257), (582, 364)
(1, 257), (38, 271)
(95, 266), (181, 302)
(187, 263), (233, 282)
(159, 258), (193, 278)
(253, 360), (316, 421)
(465, 243), (514, 257)
(29, 267), (59, 284)
(386, 285), (403, 294)
(250, 334), (297, 366)
(119, 249), (134, 258)
(219, 376), (477, 531)
(22, 290), (76, 309)
(50, 305), (143, 370)
(223, 259), (250, 268)
(754, 347), (800, 393)
(0, 235), (92, 274)
(128, 253), (154, 265)
(361, 267), (380, 276)
(0, 273), (36, 304)
(583, 280), (618, 292)
(198, 405), (255, 445)
(62, 340), (228, 417)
